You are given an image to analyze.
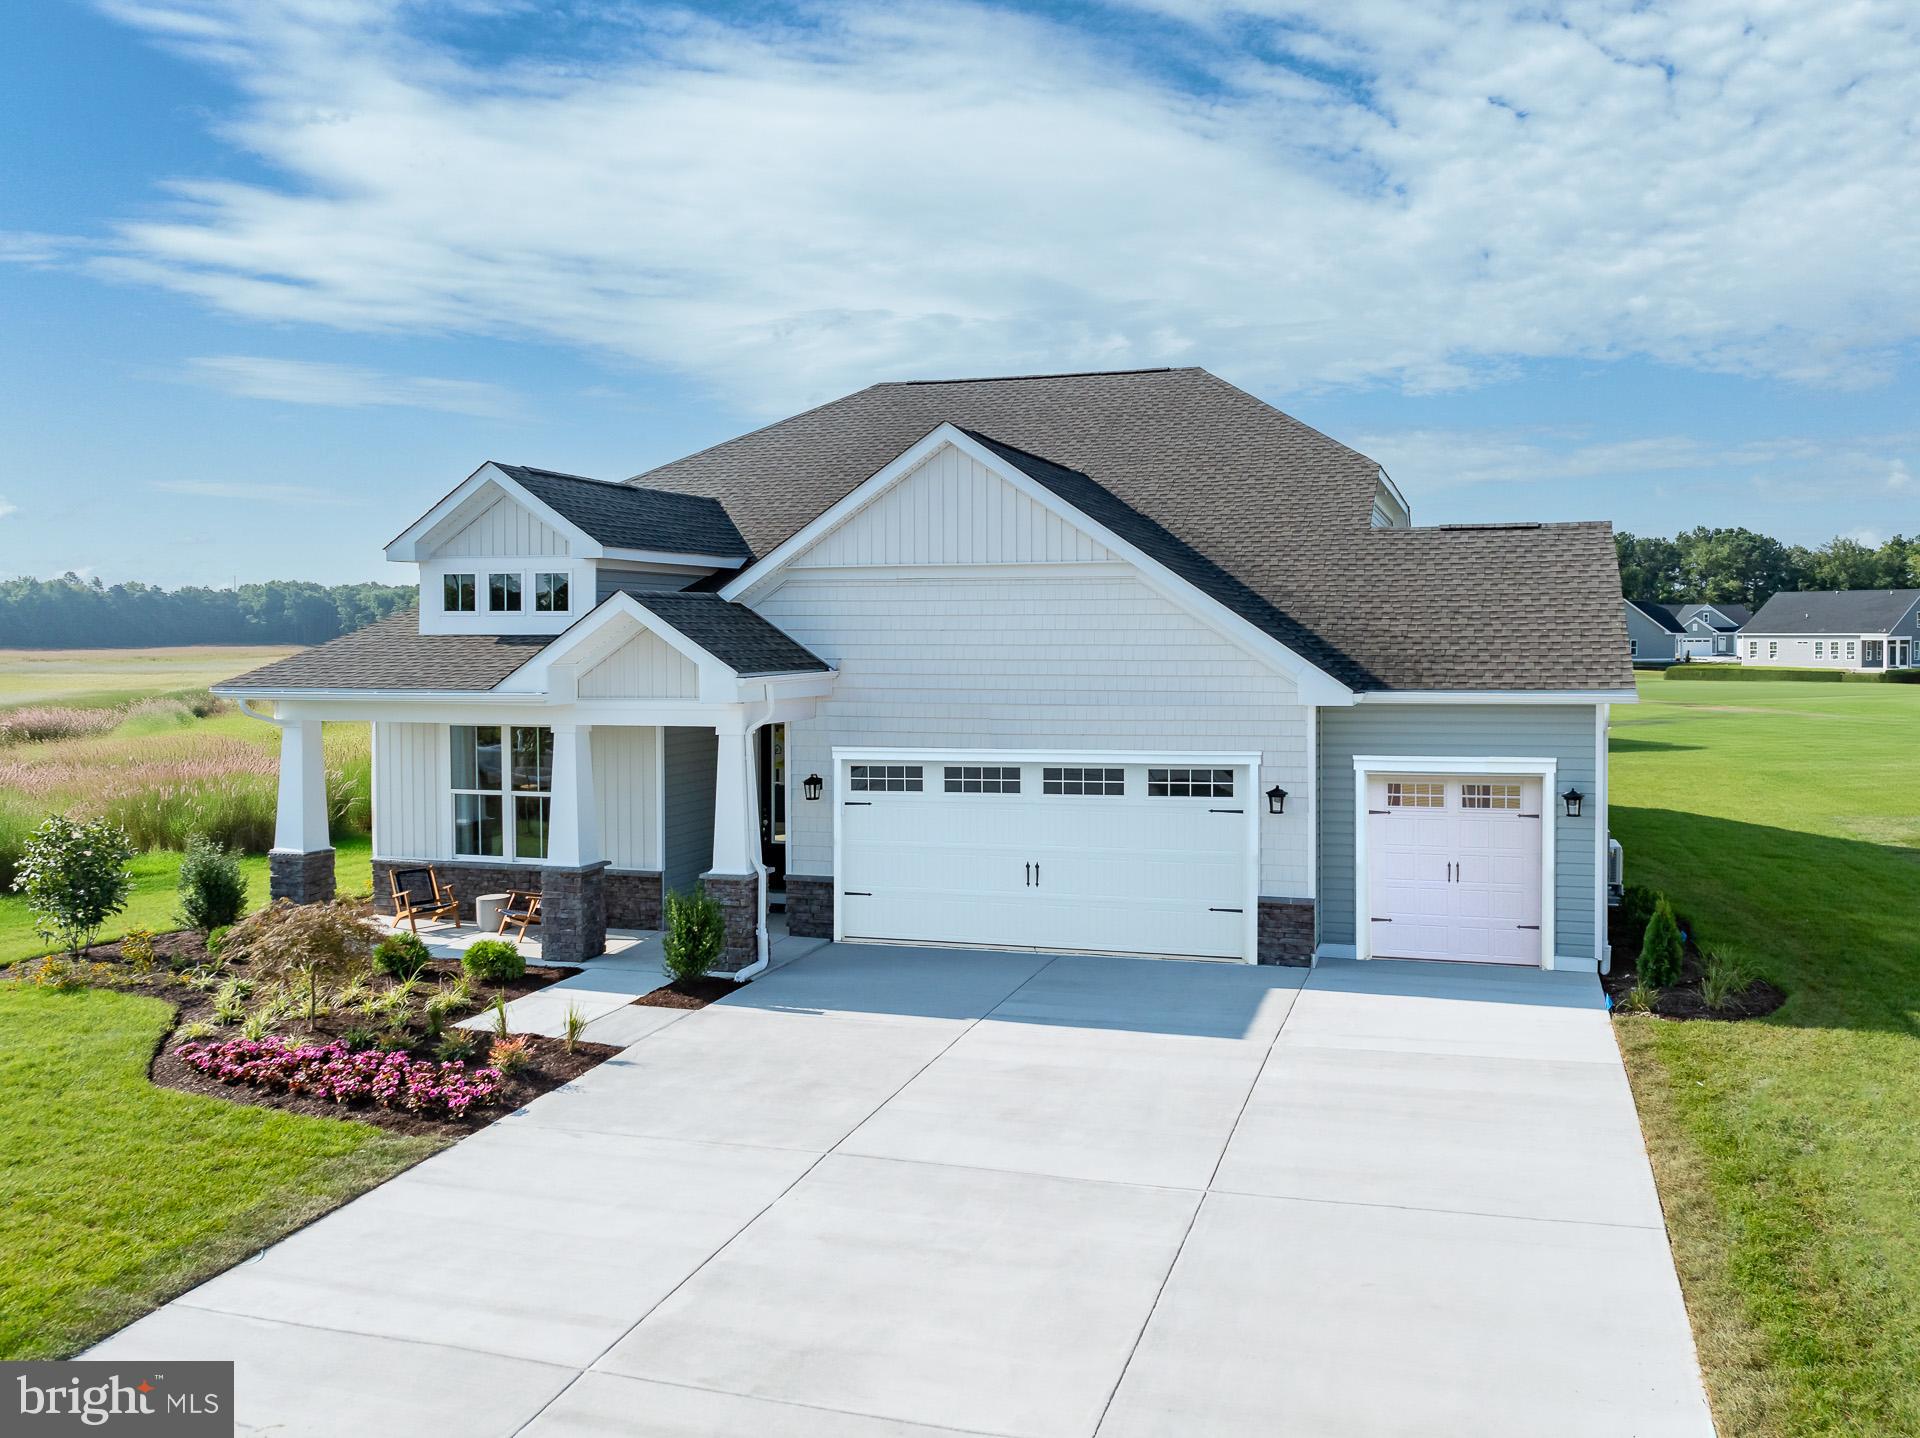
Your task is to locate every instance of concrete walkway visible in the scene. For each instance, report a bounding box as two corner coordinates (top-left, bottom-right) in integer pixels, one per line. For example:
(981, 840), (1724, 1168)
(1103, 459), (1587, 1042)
(89, 947), (1714, 1437)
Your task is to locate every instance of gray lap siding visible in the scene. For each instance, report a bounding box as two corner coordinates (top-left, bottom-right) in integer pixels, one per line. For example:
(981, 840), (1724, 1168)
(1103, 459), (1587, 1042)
(1315, 703), (1601, 964)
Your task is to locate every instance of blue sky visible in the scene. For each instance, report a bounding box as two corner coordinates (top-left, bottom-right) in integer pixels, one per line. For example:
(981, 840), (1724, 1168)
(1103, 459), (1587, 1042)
(2, 0), (1915, 588)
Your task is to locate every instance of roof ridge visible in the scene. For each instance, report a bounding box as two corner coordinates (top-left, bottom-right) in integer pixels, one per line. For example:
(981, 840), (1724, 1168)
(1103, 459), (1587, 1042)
(881, 367), (1186, 386)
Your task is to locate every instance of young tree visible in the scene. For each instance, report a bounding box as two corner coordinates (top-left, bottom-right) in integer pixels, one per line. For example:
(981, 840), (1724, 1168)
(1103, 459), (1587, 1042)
(221, 898), (382, 1028)
(11, 816), (135, 955)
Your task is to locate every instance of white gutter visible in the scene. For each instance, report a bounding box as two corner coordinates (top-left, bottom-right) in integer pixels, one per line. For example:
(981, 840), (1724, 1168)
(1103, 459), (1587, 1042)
(729, 689), (780, 983)
(236, 698), (285, 728)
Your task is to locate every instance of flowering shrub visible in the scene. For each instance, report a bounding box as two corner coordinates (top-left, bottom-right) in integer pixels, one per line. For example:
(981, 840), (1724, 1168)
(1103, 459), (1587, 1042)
(176, 1036), (503, 1119)
(11, 814), (135, 954)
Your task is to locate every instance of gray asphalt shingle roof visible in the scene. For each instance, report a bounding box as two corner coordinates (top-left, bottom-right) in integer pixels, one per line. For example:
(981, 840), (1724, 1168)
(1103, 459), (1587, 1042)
(633, 368), (1630, 692)
(218, 612), (550, 691)
(1744, 589), (1920, 634)
(492, 464), (747, 558)
(626, 592), (829, 675)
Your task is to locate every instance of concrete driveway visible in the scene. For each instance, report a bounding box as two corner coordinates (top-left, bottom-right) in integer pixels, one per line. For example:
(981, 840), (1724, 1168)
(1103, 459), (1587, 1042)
(91, 946), (1714, 1437)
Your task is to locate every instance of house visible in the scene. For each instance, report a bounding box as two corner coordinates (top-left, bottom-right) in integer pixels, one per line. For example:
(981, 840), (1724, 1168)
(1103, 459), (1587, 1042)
(1738, 589), (1920, 670)
(216, 368), (1633, 976)
(1622, 600), (1750, 661)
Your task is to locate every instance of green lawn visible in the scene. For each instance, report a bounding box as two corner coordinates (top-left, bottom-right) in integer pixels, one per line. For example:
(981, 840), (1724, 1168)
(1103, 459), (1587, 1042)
(1611, 675), (1920, 1437)
(0, 838), (372, 966)
(0, 646), (296, 707)
(0, 983), (437, 1357)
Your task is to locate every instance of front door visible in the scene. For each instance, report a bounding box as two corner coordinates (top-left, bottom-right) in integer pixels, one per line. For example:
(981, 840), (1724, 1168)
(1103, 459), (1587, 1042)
(758, 724), (787, 893)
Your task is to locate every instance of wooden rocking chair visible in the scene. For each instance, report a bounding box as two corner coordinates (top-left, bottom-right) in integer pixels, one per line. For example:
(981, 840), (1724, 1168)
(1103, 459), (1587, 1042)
(388, 866), (459, 935)
(496, 889), (542, 943)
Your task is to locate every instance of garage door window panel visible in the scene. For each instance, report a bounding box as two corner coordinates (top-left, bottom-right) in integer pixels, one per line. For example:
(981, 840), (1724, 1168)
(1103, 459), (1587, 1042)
(1148, 767), (1234, 799)
(944, 765), (1021, 794)
(850, 764), (923, 793)
(1042, 767), (1124, 796)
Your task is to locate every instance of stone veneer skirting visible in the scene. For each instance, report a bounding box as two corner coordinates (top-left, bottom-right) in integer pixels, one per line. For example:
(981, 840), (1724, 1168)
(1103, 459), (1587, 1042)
(269, 848), (336, 905)
(784, 874), (834, 939)
(701, 871), (761, 974)
(540, 862), (608, 964)
(1258, 897), (1315, 967)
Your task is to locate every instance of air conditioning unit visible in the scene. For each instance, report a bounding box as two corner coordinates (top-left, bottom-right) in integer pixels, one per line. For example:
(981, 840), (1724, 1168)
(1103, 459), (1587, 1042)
(1607, 837), (1625, 906)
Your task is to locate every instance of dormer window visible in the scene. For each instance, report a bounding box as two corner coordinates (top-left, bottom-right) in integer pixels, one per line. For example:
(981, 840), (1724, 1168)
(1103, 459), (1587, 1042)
(443, 573), (476, 612)
(489, 572), (522, 612)
(534, 572), (570, 613)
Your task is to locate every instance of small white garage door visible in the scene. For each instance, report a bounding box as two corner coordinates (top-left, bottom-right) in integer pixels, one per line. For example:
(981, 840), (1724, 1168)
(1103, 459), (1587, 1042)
(1365, 775), (1544, 966)
(837, 757), (1255, 961)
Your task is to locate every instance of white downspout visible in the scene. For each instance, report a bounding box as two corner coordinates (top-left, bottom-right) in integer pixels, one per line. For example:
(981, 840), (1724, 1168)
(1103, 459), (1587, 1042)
(730, 692), (779, 982)
(236, 697), (283, 728)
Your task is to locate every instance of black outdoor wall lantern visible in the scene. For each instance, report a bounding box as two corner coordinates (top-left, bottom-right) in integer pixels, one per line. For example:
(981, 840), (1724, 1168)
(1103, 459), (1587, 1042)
(803, 772), (824, 802)
(1561, 786), (1585, 818)
(1266, 785), (1288, 815)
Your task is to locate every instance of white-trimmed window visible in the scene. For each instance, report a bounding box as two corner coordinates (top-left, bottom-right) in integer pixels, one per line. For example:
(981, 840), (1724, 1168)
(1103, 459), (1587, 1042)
(1386, 780), (1445, 808)
(1814, 641), (1825, 658)
(1461, 782), (1522, 810)
(1747, 640), (1758, 657)
(1148, 767), (1234, 798)
(489, 572), (522, 612)
(1043, 766), (1124, 796)
(1847, 641), (1857, 659)
(1768, 641), (1778, 660)
(534, 572), (570, 613)
(443, 573), (476, 612)
(850, 764), (922, 793)
(451, 725), (551, 859)
(1629, 638), (1639, 657)
(944, 765), (1020, 794)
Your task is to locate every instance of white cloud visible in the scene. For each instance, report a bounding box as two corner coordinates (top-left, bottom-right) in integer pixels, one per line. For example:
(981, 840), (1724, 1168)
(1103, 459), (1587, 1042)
(150, 479), (352, 505)
(0, 497), (18, 519)
(83, 0), (1920, 412)
(175, 355), (523, 417)
(0, 232), (81, 267)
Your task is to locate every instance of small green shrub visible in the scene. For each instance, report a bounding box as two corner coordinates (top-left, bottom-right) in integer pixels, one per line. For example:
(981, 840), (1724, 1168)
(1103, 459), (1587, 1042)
(1639, 895), (1686, 989)
(1615, 884), (1658, 955)
(120, 928), (157, 973)
(340, 1025), (381, 1051)
(435, 1029), (481, 1062)
(176, 1019), (218, 1042)
(176, 834), (250, 932)
(662, 884), (726, 984)
(10, 815), (136, 955)
(375, 1030), (411, 1052)
(204, 926), (232, 964)
(461, 938), (525, 982)
(1617, 978), (1659, 1014)
(239, 1010), (274, 1041)
(1701, 949), (1755, 1009)
(373, 931), (433, 980)
(489, 992), (510, 1038)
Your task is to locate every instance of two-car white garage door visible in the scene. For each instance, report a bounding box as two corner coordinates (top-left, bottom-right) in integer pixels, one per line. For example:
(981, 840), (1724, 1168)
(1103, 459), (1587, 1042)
(836, 755), (1257, 961)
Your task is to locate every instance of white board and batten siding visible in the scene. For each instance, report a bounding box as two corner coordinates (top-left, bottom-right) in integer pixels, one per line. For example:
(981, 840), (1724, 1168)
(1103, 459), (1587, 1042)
(790, 443), (1117, 569)
(436, 493), (569, 557)
(752, 441), (1314, 904)
(578, 630), (699, 700)
(372, 720), (661, 872)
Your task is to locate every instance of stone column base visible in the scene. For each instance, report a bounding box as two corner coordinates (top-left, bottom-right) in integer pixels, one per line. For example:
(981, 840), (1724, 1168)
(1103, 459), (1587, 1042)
(700, 871), (761, 974)
(541, 862), (609, 965)
(1258, 897), (1315, 967)
(785, 875), (834, 939)
(269, 848), (336, 905)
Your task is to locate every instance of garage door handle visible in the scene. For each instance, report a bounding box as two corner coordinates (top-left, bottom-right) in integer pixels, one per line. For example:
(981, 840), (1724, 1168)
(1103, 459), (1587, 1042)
(1209, 907), (1243, 914)
(1209, 807), (1243, 814)
(1025, 862), (1032, 887)
(1034, 862), (1040, 886)
(844, 800), (871, 806)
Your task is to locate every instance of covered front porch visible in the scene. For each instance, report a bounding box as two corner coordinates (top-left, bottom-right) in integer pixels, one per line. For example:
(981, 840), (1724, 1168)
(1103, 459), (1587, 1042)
(229, 590), (836, 974)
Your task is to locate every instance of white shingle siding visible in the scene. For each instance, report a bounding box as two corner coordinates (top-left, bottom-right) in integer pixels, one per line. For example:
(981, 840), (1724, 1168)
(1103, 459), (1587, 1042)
(577, 630), (699, 699)
(789, 444), (1117, 569)
(434, 493), (569, 557)
(756, 570), (1311, 895)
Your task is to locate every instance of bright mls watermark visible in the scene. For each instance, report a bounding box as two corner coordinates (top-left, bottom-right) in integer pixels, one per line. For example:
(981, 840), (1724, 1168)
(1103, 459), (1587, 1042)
(4, 1362), (232, 1435)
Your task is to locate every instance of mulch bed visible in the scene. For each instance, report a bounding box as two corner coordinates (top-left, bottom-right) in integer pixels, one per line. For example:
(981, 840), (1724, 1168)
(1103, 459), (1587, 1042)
(22, 930), (620, 1139)
(633, 976), (737, 1010)
(1603, 907), (1785, 1022)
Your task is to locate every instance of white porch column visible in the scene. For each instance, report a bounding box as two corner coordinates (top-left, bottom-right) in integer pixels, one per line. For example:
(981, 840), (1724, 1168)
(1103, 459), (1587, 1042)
(274, 719), (330, 853)
(545, 724), (600, 869)
(709, 716), (756, 875)
(270, 718), (334, 904)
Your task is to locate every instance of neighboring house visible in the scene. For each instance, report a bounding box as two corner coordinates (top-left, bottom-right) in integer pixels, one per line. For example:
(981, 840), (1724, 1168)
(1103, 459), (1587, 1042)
(217, 368), (1632, 976)
(1738, 589), (1920, 671)
(1622, 600), (1750, 661)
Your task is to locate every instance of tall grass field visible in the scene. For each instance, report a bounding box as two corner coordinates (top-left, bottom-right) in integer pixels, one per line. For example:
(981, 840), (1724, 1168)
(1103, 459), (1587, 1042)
(0, 646), (370, 957)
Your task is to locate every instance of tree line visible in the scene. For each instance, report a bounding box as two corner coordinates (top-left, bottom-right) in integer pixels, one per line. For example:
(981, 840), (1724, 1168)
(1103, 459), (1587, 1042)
(0, 574), (417, 649)
(1615, 529), (1919, 609)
